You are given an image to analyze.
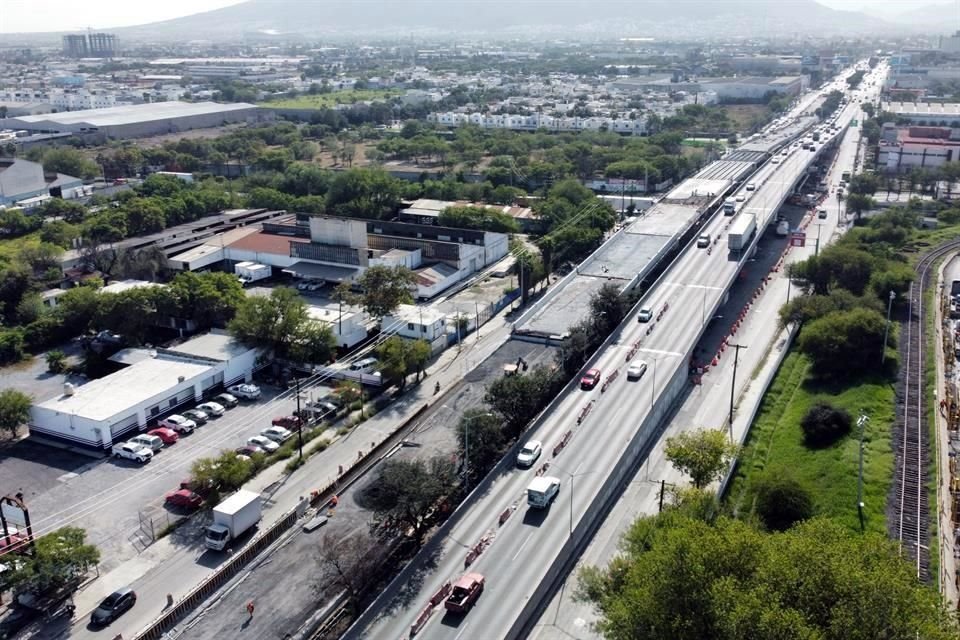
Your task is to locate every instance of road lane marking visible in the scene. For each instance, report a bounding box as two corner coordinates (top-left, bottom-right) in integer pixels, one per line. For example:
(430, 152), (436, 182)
(637, 348), (682, 357)
(683, 284), (723, 291)
(454, 622), (471, 640)
(512, 532), (534, 561)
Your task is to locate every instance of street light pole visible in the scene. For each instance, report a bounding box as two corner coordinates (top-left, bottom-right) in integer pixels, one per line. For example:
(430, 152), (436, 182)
(881, 290), (895, 365)
(814, 222), (823, 256)
(650, 356), (659, 411)
(856, 411), (869, 532)
(728, 344), (747, 441)
(295, 376), (303, 461)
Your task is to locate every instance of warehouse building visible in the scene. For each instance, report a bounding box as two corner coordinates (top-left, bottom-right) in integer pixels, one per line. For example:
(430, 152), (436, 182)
(29, 331), (259, 451)
(0, 157), (83, 208)
(0, 101), (267, 141)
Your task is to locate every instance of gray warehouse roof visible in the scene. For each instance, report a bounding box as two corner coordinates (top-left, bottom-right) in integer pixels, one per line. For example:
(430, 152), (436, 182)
(8, 101), (258, 128)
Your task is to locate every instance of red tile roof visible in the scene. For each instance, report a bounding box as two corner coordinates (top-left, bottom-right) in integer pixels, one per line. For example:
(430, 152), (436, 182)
(227, 231), (307, 256)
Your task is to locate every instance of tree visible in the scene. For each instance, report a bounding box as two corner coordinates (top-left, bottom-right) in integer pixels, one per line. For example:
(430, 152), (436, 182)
(0, 388), (32, 438)
(797, 308), (888, 379)
(438, 205), (519, 233)
(228, 287), (307, 358)
(801, 401), (852, 447)
(376, 336), (431, 390)
(846, 193), (875, 220)
(359, 456), (456, 543)
(33, 148), (99, 180)
(577, 514), (960, 640)
(484, 364), (560, 434)
(164, 271), (244, 329)
(754, 475), (815, 532)
(190, 451), (261, 503)
(356, 265), (415, 320)
(664, 428), (738, 489)
(457, 409), (505, 481)
(315, 531), (380, 610)
(46, 349), (67, 374)
(39, 220), (80, 248)
(590, 283), (627, 337)
(325, 168), (401, 219)
(288, 320), (337, 366)
(5, 527), (100, 596)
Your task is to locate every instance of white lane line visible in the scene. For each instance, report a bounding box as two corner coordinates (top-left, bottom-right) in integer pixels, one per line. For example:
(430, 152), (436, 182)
(512, 532), (534, 561)
(637, 348), (683, 358)
(454, 622), (472, 640)
(684, 284), (724, 291)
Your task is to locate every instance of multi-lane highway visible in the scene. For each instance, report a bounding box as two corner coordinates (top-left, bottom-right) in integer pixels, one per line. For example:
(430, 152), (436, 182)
(351, 66), (873, 640)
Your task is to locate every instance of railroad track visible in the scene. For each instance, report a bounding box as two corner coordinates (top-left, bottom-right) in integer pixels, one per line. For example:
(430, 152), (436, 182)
(894, 238), (960, 582)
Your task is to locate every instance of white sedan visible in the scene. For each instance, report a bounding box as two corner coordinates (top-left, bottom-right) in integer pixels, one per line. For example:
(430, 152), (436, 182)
(261, 426), (293, 443)
(228, 383), (261, 400)
(196, 401), (225, 416)
(247, 435), (279, 453)
(516, 440), (543, 468)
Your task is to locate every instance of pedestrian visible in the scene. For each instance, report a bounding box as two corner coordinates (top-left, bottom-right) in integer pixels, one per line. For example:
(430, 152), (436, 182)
(246, 600), (255, 620)
(330, 495), (339, 508)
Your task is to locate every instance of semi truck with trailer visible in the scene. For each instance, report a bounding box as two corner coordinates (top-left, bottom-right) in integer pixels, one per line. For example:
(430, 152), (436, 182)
(204, 490), (262, 551)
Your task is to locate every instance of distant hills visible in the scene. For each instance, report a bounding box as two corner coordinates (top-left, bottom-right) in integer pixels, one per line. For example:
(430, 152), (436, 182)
(97, 0), (896, 41)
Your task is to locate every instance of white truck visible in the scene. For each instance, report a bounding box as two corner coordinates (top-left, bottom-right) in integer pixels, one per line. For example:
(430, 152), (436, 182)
(722, 198), (737, 215)
(527, 476), (561, 509)
(234, 262), (271, 286)
(728, 214), (757, 253)
(204, 489), (262, 551)
(776, 220), (790, 236)
(111, 441), (153, 463)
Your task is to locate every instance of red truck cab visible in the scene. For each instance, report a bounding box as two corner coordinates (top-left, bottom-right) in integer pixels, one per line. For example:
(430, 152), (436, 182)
(444, 573), (484, 613)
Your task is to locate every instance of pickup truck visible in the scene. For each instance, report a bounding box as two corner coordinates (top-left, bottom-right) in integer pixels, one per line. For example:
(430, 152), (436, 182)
(445, 573), (484, 613)
(111, 442), (153, 463)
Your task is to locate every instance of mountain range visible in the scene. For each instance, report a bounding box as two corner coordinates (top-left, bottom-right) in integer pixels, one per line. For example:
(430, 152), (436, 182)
(103, 0), (897, 41)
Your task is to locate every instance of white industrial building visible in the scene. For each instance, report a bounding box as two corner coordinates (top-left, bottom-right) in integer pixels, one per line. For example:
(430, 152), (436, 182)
(306, 304), (369, 349)
(382, 304), (448, 350)
(29, 331), (259, 451)
(0, 101), (267, 140)
(877, 123), (960, 172)
(428, 111), (648, 135)
(881, 102), (960, 127)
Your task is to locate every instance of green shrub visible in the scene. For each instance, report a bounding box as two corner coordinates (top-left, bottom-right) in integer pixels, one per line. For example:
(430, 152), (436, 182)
(755, 475), (815, 531)
(801, 402), (852, 447)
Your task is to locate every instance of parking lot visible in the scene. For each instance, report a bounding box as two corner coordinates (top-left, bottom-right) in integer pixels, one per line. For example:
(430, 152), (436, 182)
(4, 380), (339, 575)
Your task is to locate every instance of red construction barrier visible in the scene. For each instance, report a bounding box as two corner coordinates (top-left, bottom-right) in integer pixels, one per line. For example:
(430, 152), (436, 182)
(499, 508), (512, 526)
(410, 604), (435, 636)
(429, 583), (452, 607)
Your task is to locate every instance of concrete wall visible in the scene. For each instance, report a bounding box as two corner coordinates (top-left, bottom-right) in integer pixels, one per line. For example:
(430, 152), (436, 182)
(309, 216), (368, 248)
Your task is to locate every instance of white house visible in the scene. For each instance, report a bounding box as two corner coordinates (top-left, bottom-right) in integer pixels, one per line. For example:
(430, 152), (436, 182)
(29, 331), (258, 451)
(306, 304), (369, 348)
(382, 303), (447, 349)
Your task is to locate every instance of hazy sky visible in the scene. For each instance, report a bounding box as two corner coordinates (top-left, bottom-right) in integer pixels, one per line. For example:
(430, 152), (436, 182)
(0, 0), (929, 33)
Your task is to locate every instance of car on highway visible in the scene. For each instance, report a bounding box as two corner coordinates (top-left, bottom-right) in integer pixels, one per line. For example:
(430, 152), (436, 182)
(272, 415), (302, 429)
(445, 573), (484, 614)
(818, 208), (828, 219)
(147, 427), (179, 445)
(627, 361), (649, 380)
(247, 435), (280, 453)
(746, 183), (755, 191)
(90, 587), (136, 626)
(697, 233), (711, 248)
(112, 442), (153, 463)
(214, 393), (239, 408)
(580, 368), (601, 390)
(196, 401), (225, 416)
(771, 158), (780, 164)
(228, 383), (261, 400)
(261, 426), (293, 443)
(159, 414), (196, 434)
(182, 408), (209, 425)
(516, 440), (543, 468)
(165, 489), (203, 510)
(637, 308), (653, 323)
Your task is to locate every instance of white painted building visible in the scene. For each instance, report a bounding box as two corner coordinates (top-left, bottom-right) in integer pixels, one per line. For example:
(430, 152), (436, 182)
(428, 111), (648, 135)
(306, 304), (369, 348)
(382, 303), (447, 345)
(29, 331), (258, 450)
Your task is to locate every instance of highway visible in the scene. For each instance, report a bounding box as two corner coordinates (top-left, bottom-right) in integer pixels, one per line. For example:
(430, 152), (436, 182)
(351, 67), (873, 640)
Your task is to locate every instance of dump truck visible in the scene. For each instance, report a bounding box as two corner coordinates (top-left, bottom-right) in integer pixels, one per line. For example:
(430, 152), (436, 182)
(727, 214), (756, 253)
(527, 476), (561, 509)
(204, 489), (261, 551)
(444, 573), (484, 613)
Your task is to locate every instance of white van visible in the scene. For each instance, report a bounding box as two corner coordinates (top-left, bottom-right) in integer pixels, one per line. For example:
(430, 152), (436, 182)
(527, 477), (560, 509)
(349, 357), (378, 372)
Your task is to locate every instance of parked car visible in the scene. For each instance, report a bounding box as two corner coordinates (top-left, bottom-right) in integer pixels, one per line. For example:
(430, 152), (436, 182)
(147, 427), (179, 445)
(637, 308), (653, 323)
(235, 445), (264, 457)
(247, 435), (280, 453)
(196, 401), (225, 416)
(272, 415), (302, 429)
(129, 434), (163, 453)
(580, 368), (601, 390)
(516, 440), (542, 468)
(159, 415), (196, 434)
(261, 426), (293, 443)
(165, 489), (203, 510)
(228, 384), (261, 400)
(111, 442), (152, 463)
(90, 587), (136, 626)
(182, 409), (209, 425)
(214, 393), (239, 408)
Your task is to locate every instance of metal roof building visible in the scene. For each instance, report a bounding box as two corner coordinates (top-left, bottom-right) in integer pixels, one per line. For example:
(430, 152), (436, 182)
(0, 101), (266, 140)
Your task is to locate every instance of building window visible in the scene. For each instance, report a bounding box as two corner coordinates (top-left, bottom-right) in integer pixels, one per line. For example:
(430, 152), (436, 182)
(150, 407), (160, 416)
(408, 322), (415, 330)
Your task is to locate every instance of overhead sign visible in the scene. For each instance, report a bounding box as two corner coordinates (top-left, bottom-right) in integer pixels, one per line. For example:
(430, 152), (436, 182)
(790, 231), (807, 247)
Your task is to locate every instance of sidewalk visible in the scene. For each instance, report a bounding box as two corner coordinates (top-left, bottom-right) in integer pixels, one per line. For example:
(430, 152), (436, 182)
(66, 315), (514, 639)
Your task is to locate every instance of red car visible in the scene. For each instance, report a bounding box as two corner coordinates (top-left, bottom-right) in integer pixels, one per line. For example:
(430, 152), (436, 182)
(580, 368), (601, 390)
(165, 489), (202, 510)
(272, 415), (302, 429)
(147, 427), (179, 445)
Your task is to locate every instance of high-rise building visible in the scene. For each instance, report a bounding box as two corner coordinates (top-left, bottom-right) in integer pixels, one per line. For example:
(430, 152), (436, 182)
(61, 33), (117, 58)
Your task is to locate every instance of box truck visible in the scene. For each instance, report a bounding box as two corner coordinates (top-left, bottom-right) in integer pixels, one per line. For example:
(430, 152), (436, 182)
(728, 214), (756, 253)
(527, 476), (561, 509)
(205, 490), (262, 551)
(234, 262), (271, 285)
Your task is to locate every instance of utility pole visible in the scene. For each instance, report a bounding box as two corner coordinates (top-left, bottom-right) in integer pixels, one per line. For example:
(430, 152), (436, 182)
(295, 376), (303, 461)
(814, 222), (823, 256)
(728, 343), (747, 441)
(856, 411), (869, 532)
(475, 301), (480, 339)
(881, 290), (895, 365)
